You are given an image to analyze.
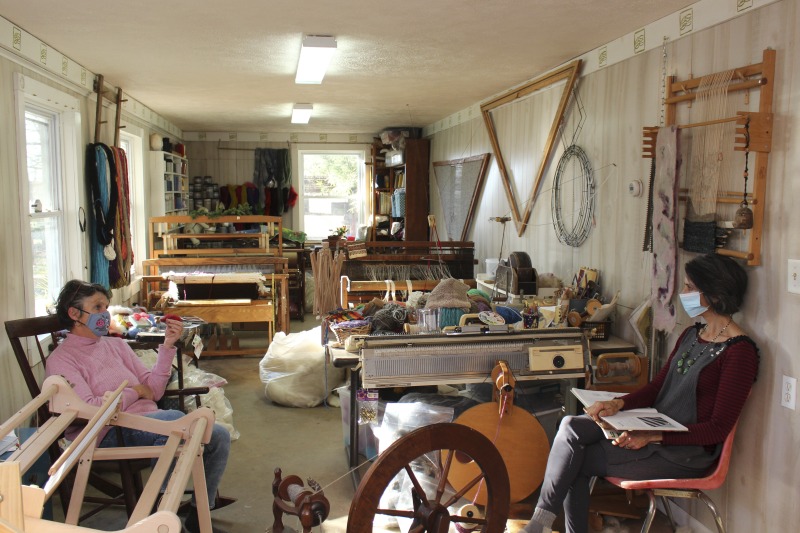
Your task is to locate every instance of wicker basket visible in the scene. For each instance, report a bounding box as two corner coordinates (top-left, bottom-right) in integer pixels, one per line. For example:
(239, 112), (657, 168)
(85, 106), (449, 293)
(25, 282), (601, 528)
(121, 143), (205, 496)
(332, 320), (371, 344)
(580, 320), (611, 341)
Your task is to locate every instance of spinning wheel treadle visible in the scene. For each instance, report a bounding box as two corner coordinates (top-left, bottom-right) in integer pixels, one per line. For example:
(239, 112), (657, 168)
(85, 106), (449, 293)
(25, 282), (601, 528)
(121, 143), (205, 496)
(347, 423), (510, 533)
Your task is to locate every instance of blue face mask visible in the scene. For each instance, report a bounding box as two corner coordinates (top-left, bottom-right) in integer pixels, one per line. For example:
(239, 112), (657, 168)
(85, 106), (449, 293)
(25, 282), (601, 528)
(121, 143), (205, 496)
(679, 291), (708, 318)
(73, 307), (111, 337)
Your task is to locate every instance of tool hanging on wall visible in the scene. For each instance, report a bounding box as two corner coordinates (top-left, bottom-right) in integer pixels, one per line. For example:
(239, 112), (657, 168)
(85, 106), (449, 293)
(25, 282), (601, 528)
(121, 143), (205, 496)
(271, 468), (330, 533)
(733, 117), (754, 229)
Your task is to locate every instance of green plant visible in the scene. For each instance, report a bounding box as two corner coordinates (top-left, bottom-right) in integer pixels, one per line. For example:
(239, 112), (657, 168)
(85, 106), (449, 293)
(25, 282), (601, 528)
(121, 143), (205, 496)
(332, 225), (348, 237)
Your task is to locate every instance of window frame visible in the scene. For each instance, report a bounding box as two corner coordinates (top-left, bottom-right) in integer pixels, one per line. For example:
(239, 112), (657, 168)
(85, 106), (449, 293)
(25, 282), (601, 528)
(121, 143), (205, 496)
(13, 73), (84, 318)
(295, 145), (368, 240)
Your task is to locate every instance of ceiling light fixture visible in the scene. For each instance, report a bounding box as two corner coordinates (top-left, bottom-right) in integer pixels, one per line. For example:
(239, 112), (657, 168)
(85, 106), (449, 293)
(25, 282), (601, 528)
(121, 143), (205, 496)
(295, 35), (337, 84)
(291, 103), (313, 124)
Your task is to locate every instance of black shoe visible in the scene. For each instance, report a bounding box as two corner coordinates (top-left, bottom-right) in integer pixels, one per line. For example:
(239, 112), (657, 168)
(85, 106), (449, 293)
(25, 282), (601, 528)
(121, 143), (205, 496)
(183, 508), (230, 533)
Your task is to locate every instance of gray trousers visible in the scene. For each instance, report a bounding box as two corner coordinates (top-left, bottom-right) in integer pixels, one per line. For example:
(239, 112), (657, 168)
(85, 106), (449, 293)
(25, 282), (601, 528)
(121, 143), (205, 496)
(537, 415), (706, 533)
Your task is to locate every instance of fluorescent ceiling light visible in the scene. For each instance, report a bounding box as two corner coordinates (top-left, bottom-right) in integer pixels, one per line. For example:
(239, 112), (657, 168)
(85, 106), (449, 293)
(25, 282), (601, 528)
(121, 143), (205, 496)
(291, 103), (313, 124)
(295, 35), (337, 84)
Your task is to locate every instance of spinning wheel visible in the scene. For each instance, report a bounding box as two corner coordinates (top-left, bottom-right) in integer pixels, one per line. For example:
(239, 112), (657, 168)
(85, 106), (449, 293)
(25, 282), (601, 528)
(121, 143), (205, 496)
(347, 423), (510, 533)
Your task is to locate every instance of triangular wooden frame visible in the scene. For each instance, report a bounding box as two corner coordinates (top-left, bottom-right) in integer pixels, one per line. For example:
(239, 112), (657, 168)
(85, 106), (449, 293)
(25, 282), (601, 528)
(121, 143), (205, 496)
(481, 60), (582, 236)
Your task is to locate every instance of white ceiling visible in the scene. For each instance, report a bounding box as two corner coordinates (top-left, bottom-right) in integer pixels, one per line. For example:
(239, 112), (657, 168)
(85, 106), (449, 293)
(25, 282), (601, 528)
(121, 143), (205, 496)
(0, 0), (693, 134)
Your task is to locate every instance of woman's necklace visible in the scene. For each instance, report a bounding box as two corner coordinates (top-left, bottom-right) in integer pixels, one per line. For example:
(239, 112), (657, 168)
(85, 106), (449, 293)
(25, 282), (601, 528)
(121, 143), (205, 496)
(676, 317), (733, 375)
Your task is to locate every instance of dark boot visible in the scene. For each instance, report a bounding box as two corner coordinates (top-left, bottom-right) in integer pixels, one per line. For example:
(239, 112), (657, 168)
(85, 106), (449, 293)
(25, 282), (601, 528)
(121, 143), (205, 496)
(183, 507), (230, 533)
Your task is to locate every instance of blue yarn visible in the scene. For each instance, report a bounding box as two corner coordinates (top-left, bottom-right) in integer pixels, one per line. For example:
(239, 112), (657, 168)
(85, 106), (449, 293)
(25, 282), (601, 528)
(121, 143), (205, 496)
(90, 146), (110, 288)
(495, 306), (523, 324)
(438, 308), (465, 328)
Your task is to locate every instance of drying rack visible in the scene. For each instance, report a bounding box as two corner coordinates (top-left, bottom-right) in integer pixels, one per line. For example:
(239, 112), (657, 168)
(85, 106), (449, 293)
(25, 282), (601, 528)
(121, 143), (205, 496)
(642, 48), (775, 266)
(93, 74), (127, 147)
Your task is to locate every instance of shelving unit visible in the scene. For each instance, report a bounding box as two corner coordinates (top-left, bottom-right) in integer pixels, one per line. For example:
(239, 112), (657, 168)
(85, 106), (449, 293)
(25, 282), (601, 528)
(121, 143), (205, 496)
(369, 138), (430, 241)
(150, 151), (189, 218)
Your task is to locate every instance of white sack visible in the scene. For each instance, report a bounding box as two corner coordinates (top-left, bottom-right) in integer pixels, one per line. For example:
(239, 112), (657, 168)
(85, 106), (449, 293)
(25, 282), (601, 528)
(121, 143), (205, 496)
(259, 326), (345, 407)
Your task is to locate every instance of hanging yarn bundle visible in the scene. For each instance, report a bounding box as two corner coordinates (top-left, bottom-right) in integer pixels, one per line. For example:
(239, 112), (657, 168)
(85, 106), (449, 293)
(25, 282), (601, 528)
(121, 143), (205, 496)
(86, 143), (119, 288)
(109, 146), (133, 288)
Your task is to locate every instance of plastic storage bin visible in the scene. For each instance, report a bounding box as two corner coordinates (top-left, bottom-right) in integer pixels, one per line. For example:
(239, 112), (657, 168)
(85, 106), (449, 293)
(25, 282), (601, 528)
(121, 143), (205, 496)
(338, 386), (382, 460)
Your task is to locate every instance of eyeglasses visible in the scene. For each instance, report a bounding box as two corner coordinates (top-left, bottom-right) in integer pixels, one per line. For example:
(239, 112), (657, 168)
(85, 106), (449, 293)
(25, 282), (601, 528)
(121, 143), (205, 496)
(65, 281), (97, 306)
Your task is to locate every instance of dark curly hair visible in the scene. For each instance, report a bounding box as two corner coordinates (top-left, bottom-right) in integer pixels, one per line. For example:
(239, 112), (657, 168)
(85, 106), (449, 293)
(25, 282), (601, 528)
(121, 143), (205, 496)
(55, 280), (111, 329)
(684, 254), (748, 315)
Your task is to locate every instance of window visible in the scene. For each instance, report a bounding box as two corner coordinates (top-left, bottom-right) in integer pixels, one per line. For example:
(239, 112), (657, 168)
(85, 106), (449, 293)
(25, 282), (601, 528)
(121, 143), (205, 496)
(14, 74), (82, 317)
(24, 108), (64, 316)
(298, 150), (366, 240)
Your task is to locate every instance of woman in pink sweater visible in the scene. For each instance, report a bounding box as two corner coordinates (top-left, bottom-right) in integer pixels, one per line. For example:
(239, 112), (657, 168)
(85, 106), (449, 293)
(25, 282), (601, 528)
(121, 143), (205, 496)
(46, 280), (230, 533)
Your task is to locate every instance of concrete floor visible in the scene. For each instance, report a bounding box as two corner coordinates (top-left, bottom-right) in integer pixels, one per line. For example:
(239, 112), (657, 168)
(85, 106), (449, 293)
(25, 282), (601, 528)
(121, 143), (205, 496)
(67, 317), (677, 533)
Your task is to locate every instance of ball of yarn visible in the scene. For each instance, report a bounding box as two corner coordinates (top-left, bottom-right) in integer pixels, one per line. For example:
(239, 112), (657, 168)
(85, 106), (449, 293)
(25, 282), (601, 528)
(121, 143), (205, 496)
(494, 306), (523, 324)
(438, 308), (465, 328)
(468, 288), (492, 302)
(371, 303), (407, 333)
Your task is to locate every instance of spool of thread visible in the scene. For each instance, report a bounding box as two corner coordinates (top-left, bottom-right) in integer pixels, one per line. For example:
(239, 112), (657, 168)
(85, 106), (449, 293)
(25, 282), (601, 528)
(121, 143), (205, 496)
(454, 504), (482, 532)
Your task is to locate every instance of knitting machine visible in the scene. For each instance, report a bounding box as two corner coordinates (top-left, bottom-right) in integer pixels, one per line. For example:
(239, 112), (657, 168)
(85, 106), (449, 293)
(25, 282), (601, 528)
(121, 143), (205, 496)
(359, 328), (588, 388)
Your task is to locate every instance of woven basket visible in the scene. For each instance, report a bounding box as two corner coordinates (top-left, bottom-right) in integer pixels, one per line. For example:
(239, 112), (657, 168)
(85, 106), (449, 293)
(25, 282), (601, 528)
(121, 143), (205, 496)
(332, 320), (371, 344)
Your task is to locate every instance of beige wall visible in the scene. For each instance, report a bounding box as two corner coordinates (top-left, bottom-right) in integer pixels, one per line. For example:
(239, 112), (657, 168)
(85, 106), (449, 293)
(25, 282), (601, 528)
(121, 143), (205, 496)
(0, 1), (798, 530)
(429, 2), (799, 530)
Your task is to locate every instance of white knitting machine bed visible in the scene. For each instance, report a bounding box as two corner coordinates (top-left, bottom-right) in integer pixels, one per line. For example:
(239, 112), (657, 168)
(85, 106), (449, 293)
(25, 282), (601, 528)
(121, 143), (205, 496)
(359, 328), (588, 388)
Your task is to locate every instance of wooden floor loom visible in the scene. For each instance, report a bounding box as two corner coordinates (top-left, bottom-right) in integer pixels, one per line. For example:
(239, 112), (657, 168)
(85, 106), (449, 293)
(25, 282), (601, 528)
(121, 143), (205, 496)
(0, 376), (215, 533)
(339, 276), (477, 308)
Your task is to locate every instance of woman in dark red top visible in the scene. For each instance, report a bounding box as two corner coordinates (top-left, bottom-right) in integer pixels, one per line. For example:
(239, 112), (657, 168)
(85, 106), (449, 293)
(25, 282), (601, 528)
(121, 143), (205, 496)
(523, 254), (759, 533)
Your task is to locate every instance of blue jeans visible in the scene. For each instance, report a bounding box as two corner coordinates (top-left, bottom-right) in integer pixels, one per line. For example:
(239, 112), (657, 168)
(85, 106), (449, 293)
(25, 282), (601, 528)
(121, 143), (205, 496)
(100, 409), (230, 507)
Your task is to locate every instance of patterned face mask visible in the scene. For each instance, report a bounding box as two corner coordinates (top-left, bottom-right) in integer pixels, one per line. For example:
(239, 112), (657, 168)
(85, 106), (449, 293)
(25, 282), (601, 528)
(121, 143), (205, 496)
(73, 307), (111, 337)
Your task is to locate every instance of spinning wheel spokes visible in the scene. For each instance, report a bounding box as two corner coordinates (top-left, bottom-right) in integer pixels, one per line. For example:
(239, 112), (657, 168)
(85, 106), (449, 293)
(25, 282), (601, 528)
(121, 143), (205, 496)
(347, 423), (509, 533)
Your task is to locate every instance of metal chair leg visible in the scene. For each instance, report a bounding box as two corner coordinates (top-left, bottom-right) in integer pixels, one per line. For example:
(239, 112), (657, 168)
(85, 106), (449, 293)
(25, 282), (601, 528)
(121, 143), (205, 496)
(639, 490), (658, 533)
(696, 491), (726, 533)
(660, 495), (677, 531)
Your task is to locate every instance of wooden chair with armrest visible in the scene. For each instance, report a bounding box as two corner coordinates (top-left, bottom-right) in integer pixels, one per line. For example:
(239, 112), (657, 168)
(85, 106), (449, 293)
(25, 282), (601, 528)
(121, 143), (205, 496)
(3, 315), (213, 522)
(603, 419), (741, 533)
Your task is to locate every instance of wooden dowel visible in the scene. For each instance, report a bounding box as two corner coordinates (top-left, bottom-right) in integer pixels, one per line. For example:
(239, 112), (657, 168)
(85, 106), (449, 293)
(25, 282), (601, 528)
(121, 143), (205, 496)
(0, 384), (58, 438)
(669, 62), (765, 93)
(48, 381), (126, 475)
(676, 114), (745, 130)
(94, 74), (104, 144)
(114, 87), (124, 147)
(678, 188), (752, 197)
(716, 248), (754, 260)
(678, 196), (757, 205)
(665, 78), (766, 105)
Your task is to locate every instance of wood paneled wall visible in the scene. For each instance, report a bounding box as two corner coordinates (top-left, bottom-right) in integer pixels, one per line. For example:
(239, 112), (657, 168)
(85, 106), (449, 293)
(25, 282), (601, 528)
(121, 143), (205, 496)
(429, 2), (799, 531)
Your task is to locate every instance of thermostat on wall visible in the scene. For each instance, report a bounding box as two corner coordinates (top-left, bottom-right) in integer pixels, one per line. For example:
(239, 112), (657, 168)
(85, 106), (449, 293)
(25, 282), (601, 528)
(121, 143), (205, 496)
(628, 180), (643, 197)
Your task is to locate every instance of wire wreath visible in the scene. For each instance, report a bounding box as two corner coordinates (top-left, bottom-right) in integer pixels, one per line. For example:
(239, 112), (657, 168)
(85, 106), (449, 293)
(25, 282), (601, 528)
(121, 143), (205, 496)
(551, 144), (595, 247)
